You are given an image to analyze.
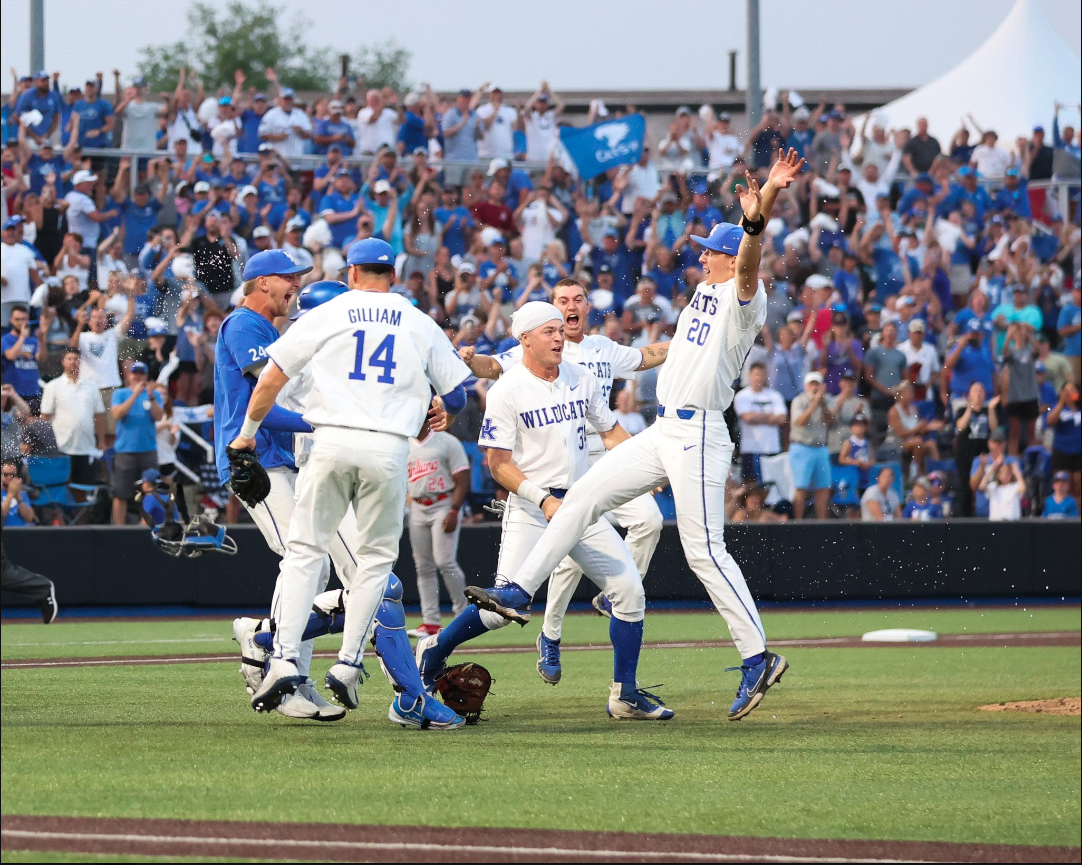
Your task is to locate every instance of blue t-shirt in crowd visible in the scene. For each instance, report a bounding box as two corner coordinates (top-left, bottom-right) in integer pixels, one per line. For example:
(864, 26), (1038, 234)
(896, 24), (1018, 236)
(950, 343), (995, 398)
(266, 205), (311, 232)
(871, 246), (906, 300)
(902, 499), (940, 520)
(953, 309), (993, 345)
(684, 203), (724, 233)
(786, 127), (815, 162)
(71, 97), (114, 147)
(1052, 406), (1082, 455)
(993, 179), (1030, 218)
(112, 388), (163, 454)
(26, 152), (68, 194)
(649, 267), (685, 302)
(237, 109), (266, 153)
(15, 89), (64, 136)
(313, 117), (355, 156)
(319, 192), (359, 249)
(257, 176), (287, 206)
(1, 490), (35, 526)
(502, 169), (535, 211)
(1042, 495), (1079, 518)
(0, 331), (41, 397)
(1057, 303), (1081, 357)
(434, 206), (473, 258)
(212, 308), (297, 484)
(142, 490), (181, 526)
(119, 198), (163, 256)
(396, 111), (427, 155)
(590, 246), (636, 304)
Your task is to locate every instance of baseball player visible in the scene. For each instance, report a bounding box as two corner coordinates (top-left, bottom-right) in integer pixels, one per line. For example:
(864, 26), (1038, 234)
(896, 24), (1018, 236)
(406, 417), (471, 637)
(229, 277), (463, 730)
(228, 238), (472, 716)
(458, 150), (806, 721)
(459, 277), (668, 685)
(417, 301), (673, 721)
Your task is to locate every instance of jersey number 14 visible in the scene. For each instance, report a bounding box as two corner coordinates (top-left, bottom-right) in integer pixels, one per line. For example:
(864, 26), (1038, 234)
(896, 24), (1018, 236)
(349, 330), (397, 384)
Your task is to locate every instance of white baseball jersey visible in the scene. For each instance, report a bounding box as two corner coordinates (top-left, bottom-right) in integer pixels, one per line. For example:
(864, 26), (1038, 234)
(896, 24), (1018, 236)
(267, 290), (469, 438)
(480, 360), (616, 491)
(407, 432), (470, 501)
(494, 334), (641, 454)
(656, 278), (767, 412)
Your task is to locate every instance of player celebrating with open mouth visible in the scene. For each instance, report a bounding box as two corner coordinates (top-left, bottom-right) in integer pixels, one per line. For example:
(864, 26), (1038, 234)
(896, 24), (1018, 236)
(418, 301), (673, 720)
(454, 149), (805, 722)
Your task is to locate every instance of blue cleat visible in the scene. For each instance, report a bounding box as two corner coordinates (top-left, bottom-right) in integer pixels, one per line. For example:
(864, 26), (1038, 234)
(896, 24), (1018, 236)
(535, 631), (562, 685)
(389, 693), (465, 731)
(607, 682), (674, 720)
(727, 652), (788, 721)
(464, 584), (532, 626)
(591, 593), (613, 618)
(415, 633), (445, 694)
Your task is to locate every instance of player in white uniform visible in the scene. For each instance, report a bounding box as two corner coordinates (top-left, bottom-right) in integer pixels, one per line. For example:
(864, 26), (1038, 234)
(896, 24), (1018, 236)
(417, 301), (673, 721)
(406, 421), (471, 637)
(459, 278), (668, 684)
(228, 238), (472, 715)
(463, 150), (806, 721)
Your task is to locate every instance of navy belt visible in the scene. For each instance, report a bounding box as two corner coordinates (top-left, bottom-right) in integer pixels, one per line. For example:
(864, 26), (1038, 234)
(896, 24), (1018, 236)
(657, 404), (697, 420)
(548, 488), (568, 499)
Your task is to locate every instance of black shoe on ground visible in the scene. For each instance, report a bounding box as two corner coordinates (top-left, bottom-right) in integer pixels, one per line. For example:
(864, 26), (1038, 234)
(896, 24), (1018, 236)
(40, 583), (59, 624)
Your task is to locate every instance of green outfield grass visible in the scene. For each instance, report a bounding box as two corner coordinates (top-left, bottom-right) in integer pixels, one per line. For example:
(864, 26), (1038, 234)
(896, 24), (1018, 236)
(2, 609), (1080, 848)
(2, 604), (1078, 660)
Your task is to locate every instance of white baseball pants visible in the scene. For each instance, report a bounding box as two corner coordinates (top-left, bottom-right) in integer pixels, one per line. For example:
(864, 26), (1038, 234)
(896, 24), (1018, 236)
(512, 414), (766, 658)
(408, 500), (468, 626)
(482, 495), (644, 631)
(273, 427), (409, 668)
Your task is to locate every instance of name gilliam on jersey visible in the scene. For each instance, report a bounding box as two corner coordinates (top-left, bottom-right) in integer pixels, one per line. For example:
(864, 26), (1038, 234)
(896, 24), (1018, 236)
(349, 308), (403, 326)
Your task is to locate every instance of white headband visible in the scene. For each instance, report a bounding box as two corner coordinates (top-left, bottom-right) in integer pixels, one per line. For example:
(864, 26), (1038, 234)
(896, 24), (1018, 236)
(511, 301), (563, 340)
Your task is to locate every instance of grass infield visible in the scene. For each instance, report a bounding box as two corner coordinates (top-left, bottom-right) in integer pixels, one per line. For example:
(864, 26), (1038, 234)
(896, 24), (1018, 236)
(1, 607), (1079, 850)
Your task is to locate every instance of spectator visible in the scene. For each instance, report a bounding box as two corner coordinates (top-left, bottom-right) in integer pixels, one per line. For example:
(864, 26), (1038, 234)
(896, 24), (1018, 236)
(902, 476), (939, 520)
(515, 186), (565, 264)
(1046, 383), (1081, 504)
(734, 362), (786, 484)
(257, 88), (312, 162)
(979, 458), (1025, 521)
(434, 185), (474, 259)
(898, 319), (939, 400)
(819, 306), (863, 394)
(1, 458), (37, 527)
(39, 347), (106, 490)
(69, 78), (115, 148)
(731, 482), (788, 523)
(1001, 322), (1040, 456)
(69, 294), (134, 396)
(313, 99), (355, 156)
(475, 86), (517, 160)
(863, 319), (907, 431)
(901, 117), (942, 174)
(440, 89), (480, 184)
(861, 466), (901, 521)
(1057, 283), (1081, 387)
(1035, 332), (1071, 395)
(1042, 470), (1079, 519)
(954, 382), (999, 516)
(3, 217), (44, 325)
(943, 318), (995, 412)
(396, 91), (432, 157)
(64, 169), (118, 284)
(109, 361), (164, 525)
(1, 303), (49, 407)
(613, 388), (647, 436)
(838, 413), (875, 491)
(969, 129), (1010, 178)
(14, 71), (63, 146)
(185, 211), (239, 301)
(115, 76), (160, 153)
(355, 90), (398, 156)
(827, 371), (869, 456)
(789, 371), (834, 520)
(884, 381), (942, 476)
(968, 427), (1012, 519)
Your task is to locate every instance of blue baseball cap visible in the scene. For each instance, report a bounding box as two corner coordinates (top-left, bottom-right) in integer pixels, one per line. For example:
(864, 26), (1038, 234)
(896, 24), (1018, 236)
(3, 216), (23, 230)
(345, 237), (395, 267)
(130, 361), (149, 375)
(290, 280), (350, 320)
(140, 468), (161, 485)
(280, 87), (295, 99)
(831, 303), (847, 314)
(218, 95), (232, 106)
(242, 249), (313, 281)
(691, 222), (743, 255)
(1005, 167), (1019, 177)
(34, 70), (49, 80)
(253, 92), (268, 102)
(915, 172), (933, 184)
(146, 320), (169, 337)
(691, 181), (708, 195)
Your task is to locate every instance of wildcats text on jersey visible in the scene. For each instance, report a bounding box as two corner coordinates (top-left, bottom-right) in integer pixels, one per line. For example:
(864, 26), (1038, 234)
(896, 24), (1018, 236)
(688, 291), (719, 315)
(349, 307), (402, 326)
(518, 398), (591, 430)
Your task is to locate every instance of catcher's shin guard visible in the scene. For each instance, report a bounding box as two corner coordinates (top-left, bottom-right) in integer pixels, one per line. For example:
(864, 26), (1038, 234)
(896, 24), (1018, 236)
(374, 574), (426, 700)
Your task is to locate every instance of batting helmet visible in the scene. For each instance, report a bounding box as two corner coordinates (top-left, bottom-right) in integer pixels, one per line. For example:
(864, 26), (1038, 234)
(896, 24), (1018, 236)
(290, 280), (350, 320)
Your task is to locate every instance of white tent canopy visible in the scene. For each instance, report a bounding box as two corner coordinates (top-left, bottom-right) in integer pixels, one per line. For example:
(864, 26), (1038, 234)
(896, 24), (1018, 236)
(858, 0), (1081, 148)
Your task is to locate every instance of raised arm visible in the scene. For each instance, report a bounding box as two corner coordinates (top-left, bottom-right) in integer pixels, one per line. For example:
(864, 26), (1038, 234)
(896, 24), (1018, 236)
(735, 148), (804, 301)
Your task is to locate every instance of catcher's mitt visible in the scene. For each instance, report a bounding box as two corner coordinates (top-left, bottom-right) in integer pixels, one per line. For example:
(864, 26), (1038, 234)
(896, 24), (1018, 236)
(226, 446), (271, 507)
(433, 662), (492, 725)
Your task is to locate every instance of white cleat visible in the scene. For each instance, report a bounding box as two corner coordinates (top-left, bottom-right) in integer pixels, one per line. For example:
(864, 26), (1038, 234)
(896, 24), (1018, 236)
(606, 681), (675, 721)
(250, 657), (305, 713)
(275, 691), (320, 719)
(298, 680), (347, 721)
(324, 661), (368, 710)
(232, 616), (268, 696)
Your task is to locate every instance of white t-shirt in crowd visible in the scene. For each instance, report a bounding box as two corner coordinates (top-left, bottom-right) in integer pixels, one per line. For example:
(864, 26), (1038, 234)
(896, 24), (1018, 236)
(40, 373), (105, 455)
(64, 191), (101, 247)
(733, 385), (786, 454)
(77, 327), (122, 389)
(258, 107), (312, 160)
(708, 131), (743, 171)
(986, 480), (1023, 521)
(622, 163), (662, 214)
(121, 100), (161, 151)
(356, 106), (398, 154)
(517, 200), (564, 263)
(970, 144), (1011, 178)
(210, 117), (243, 160)
(475, 103), (517, 159)
(167, 106), (202, 152)
(524, 109), (558, 161)
(899, 339), (940, 386)
(1, 241), (38, 304)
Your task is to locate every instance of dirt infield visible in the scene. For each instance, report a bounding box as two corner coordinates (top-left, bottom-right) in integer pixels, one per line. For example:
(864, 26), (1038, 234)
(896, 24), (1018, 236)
(980, 698), (1081, 716)
(2, 814), (1079, 863)
(2, 631), (1078, 671)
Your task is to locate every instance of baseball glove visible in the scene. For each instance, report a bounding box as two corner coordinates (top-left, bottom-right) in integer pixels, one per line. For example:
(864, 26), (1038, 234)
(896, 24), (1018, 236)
(433, 662), (492, 725)
(226, 446), (271, 507)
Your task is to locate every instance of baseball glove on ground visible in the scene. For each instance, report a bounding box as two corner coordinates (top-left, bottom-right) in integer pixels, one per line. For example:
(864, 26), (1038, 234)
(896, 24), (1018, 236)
(226, 446), (271, 507)
(433, 662), (492, 724)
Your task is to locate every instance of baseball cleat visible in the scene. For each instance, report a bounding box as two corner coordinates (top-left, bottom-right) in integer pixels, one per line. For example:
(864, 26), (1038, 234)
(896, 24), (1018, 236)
(606, 682), (674, 721)
(591, 592), (613, 619)
(407, 623), (442, 639)
(727, 651), (789, 721)
(464, 584), (531, 626)
(324, 660), (369, 710)
(535, 631), (562, 685)
(232, 617), (268, 695)
(297, 680), (347, 721)
(250, 657), (305, 713)
(415, 633), (445, 694)
(388, 693), (465, 731)
(40, 582), (59, 624)
(275, 690), (320, 719)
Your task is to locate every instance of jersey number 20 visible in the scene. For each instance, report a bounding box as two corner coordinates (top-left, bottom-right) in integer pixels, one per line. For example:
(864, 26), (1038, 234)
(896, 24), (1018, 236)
(687, 318), (711, 346)
(349, 330), (397, 384)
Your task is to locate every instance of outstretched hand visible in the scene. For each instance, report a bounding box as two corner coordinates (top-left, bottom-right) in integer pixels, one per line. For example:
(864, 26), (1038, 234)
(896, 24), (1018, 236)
(767, 147), (805, 189)
(737, 175), (763, 221)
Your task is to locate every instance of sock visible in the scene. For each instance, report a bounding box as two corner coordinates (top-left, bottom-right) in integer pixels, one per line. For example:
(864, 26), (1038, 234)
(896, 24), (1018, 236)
(610, 617), (644, 686)
(300, 612), (333, 642)
(742, 652), (765, 668)
(254, 631), (273, 651)
(436, 605), (488, 657)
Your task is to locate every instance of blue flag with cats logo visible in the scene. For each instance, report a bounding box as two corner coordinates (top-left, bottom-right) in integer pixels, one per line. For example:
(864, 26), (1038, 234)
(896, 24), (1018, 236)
(558, 114), (646, 180)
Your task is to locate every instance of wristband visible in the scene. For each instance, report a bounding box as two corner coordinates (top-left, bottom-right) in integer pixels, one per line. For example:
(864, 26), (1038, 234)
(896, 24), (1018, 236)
(516, 479), (548, 508)
(740, 214), (766, 236)
(239, 415), (262, 439)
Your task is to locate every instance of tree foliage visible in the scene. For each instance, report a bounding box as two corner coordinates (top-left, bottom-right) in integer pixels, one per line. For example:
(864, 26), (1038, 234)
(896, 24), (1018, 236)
(351, 40), (411, 93)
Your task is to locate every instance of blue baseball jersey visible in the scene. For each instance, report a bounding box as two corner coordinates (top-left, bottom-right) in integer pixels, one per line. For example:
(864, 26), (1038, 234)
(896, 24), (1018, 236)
(213, 307), (296, 484)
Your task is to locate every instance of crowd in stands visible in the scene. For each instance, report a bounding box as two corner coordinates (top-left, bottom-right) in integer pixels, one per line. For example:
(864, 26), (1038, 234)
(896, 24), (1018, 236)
(2, 67), (1080, 528)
